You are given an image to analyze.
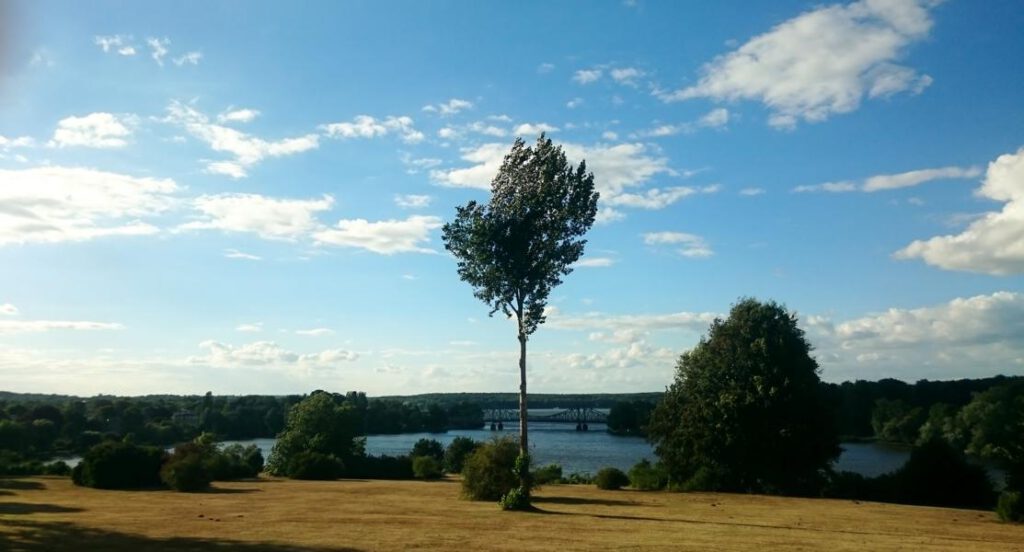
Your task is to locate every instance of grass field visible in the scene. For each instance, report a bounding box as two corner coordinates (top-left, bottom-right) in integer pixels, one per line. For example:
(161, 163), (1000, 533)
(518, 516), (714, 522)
(1, 476), (1022, 551)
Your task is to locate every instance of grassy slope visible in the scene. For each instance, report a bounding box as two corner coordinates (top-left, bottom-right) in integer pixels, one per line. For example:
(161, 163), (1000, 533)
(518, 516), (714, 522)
(1, 477), (1021, 551)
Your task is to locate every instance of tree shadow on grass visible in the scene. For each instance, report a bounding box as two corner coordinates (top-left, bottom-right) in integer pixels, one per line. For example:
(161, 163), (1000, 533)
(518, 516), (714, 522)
(0, 480), (46, 491)
(532, 496), (641, 507)
(0, 503), (84, 515)
(0, 520), (365, 552)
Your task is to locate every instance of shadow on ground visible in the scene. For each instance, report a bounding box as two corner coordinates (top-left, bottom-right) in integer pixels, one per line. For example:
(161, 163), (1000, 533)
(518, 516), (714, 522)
(532, 495), (641, 507)
(0, 520), (364, 552)
(0, 480), (45, 491)
(0, 503), (84, 515)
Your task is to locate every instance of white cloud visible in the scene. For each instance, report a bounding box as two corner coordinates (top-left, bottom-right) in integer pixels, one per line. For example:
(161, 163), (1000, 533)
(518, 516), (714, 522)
(566, 97), (584, 109)
(605, 185), (713, 209)
(546, 306), (718, 332)
(95, 35), (136, 56)
(313, 215), (443, 255)
(595, 207), (626, 225)
(192, 340), (358, 370)
(146, 37), (170, 66)
(224, 249), (262, 261)
(793, 181), (859, 193)
(609, 67), (645, 86)
(296, 328), (334, 336)
(643, 231), (714, 258)
(863, 165), (982, 192)
(394, 194), (433, 209)
(699, 107), (730, 129)
(173, 52), (202, 66)
(574, 257), (616, 268)
(321, 115), (424, 143)
(164, 101), (319, 177)
(601, 131), (619, 141)
(1, 304), (19, 316)
(639, 108), (731, 137)
(660, 0), (938, 127)
(0, 166), (177, 246)
(573, 69), (602, 84)
(217, 108), (260, 124)
(0, 135), (35, 151)
(437, 127), (459, 140)
(0, 316), (123, 334)
(809, 291), (1024, 381)
(514, 123), (559, 136)
(561, 142), (671, 198)
(466, 121), (508, 137)
(49, 112), (133, 149)
(422, 98), (473, 116)
(236, 323), (263, 333)
(180, 193), (334, 240)
(896, 146), (1024, 275)
(430, 143), (509, 189)
(740, 187), (766, 196)
(537, 63), (555, 74)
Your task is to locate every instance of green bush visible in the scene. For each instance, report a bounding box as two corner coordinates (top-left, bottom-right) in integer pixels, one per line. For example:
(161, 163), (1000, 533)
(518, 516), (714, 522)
(72, 441), (166, 489)
(499, 486), (531, 511)
(461, 437), (520, 501)
(286, 451), (343, 480)
(444, 437), (479, 473)
(997, 491), (1023, 523)
(595, 467), (630, 490)
(411, 439), (445, 462)
(412, 456), (443, 480)
(209, 444), (263, 480)
(161, 451), (212, 492)
(43, 460), (71, 476)
(628, 459), (667, 491)
(532, 464), (563, 485)
(561, 472), (593, 484)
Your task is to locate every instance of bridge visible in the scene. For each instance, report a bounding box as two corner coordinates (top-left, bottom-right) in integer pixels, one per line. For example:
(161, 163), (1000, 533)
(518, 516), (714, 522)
(482, 407), (608, 431)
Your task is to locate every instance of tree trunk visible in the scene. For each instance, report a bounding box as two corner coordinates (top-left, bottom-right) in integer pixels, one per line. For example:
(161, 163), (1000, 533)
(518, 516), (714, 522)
(517, 331), (529, 489)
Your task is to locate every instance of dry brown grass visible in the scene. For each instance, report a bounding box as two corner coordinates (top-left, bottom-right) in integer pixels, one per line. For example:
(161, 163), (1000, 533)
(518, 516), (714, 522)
(1, 476), (1021, 551)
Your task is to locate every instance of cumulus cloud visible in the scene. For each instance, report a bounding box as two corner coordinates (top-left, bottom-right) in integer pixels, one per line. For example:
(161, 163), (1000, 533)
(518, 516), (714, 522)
(638, 108), (731, 137)
(191, 340), (357, 371)
(643, 231), (714, 258)
(394, 194), (432, 209)
(605, 185), (716, 209)
(0, 310), (123, 333)
(430, 143), (509, 189)
(573, 69), (602, 84)
(217, 108), (260, 124)
(740, 187), (766, 196)
(422, 98), (473, 115)
(163, 101), (319, 178)
(0, 166), (177, 246)
(609, 67), (645, 86)
(180, 193), (334, 241)
(513, 122), (559, 136)
(0, 304), (18, 316)
(313, 215), (443, 254)
(400, 154), (442, 174)
(660, 0), (938, 128)
(546, 305), (719, 332)
(173, 52), (202, 66)
(574, 257), (616, 268)
(146, 37), (170, 65)
(321, 115), (424, 143)
(49, 112), (133, 148)
(94, 35), (136, 56)
(0, 135), (35, 151)
(896, 146), (1024, 274)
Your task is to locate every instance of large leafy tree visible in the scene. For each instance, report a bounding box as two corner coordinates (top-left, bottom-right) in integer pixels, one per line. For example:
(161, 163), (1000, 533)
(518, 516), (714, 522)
(647, 298), (839, 495)
(442, 135), (599, 499)
(266, 391), (365, 476)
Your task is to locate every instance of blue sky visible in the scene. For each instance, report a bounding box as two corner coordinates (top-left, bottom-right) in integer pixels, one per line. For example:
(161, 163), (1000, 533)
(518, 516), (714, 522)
(0, 0), (1022, 396)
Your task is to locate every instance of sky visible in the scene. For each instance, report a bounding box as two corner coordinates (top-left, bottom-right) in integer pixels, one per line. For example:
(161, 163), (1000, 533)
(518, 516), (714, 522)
(0, 0), (1022, 396)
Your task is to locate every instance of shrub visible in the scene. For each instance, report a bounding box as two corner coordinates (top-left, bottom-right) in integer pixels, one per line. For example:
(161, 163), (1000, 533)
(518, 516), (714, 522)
(286, 451), (343, 480)
(210, 444), (263, 480)
(412, 456), (443, 480)
(532, 464), (563, 485)
(43, 460), (71, 476)
(347, 454), (414, 480)
(561, 472), (593, 484)
(628, 459), (667, 491)
(161, 452), (211, 492)
(891, 439), (995, 509)
(444, 437), (479, 474)
(411, 439), (445, 462)
(462, 437), (520, 501)
(996, 491), (1023, 523)
(72, 441), (165, 489)
(595, 467), (630, 490)
(499, 486), (531, 511)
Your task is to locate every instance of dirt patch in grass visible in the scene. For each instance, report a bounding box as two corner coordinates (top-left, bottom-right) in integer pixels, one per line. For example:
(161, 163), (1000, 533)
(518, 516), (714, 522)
(1, 476), (1021, 551)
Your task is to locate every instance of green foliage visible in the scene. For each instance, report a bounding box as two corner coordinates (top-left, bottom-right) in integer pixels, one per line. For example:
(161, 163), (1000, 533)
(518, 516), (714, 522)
(561, 472), (594, 485)
(648, 298), (839, 495)
(871, 399), (926, 443)
(285, 451), (344, 480)
(531, 464), (563, 485)
(444, 437), (479, 473)
(997, 491), (1023, 523)
(628, 459), (667, 491)
(594, 467), (630, 490)
(411, 438), (444, 462)
(412, 455), (444, 480)
(461, 437), (521, 501)
(266, 391), (365, 477)
(499, 486), (531, 511)
(72, 441), (166, 489)
(607, 400), (654, 436)
(160, 444), (212, 492)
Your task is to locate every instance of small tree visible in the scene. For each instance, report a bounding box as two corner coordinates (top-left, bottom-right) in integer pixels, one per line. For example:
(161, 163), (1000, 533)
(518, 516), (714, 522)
(648, 298), (839, 495)
(266, 391), (365, 477)
(442, 135), (599, 506)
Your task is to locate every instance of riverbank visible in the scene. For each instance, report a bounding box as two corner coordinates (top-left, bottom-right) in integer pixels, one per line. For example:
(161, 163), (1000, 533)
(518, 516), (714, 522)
(2, 476), (1021, 551)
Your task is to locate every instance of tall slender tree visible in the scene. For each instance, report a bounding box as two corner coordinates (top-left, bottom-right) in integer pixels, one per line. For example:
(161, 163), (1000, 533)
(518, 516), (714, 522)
(442, 135), (599, 505)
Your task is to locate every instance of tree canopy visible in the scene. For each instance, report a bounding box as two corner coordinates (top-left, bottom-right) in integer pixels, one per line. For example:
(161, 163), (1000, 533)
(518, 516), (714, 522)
(648, 298), (839, 494)
(266, 391), (365, 476)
